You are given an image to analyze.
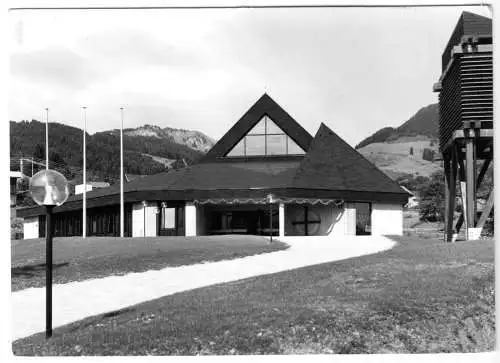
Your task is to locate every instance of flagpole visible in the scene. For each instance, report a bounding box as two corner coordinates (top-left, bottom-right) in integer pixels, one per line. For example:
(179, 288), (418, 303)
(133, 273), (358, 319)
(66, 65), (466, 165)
(83, 107), (87, 238)
(120, 107), (124, 237)
(45, 108), (49, 170)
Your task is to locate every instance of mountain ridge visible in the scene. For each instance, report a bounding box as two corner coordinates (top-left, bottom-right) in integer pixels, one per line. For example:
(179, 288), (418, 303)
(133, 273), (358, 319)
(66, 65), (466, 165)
(355, 103), (439, 149)
(10, 120), (215, 183)
(355, 103), (441, 180)
(102, 124), (215, 153)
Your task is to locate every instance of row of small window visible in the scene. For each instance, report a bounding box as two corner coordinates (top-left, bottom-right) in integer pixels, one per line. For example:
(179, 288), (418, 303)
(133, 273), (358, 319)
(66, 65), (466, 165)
(227, 134), (305, 156)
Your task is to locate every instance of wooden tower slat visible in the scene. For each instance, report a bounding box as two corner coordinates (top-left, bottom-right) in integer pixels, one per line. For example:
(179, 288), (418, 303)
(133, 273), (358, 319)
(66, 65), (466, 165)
(433, 12), (493, 241)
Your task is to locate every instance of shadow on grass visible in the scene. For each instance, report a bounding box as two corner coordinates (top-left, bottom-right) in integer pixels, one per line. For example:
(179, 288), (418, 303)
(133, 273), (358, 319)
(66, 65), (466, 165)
(66, 307), (136, 334)
(12, 262), (70, 278)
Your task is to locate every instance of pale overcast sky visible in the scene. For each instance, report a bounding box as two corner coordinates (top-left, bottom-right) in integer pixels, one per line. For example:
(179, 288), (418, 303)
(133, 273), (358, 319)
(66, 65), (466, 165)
(8, 5), (492, 146)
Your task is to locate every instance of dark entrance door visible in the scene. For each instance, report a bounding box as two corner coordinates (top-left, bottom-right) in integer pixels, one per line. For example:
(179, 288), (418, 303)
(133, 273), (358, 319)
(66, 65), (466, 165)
(355, 202), (372, 235)
(158, 203), (185, 236)
(39, 214), (46, 237)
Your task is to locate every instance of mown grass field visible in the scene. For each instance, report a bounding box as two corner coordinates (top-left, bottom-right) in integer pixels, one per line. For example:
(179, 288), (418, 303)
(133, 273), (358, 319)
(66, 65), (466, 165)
(13, 236), (495, 355)
(11, 235), (288, 291)
(357, 137), (441, 179)
(403, 209), (444, 239)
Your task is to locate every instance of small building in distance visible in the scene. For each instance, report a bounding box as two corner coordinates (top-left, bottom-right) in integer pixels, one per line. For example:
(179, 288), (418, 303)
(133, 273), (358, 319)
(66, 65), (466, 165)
(10, 171), (23, 207)
(18, 94), (409, 239)
(400, 186), (419, 209)
(74, 181), (111, 195)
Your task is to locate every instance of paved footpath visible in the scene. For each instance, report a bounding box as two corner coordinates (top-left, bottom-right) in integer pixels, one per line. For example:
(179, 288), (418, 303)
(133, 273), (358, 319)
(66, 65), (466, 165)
(12, 235), (396, 341)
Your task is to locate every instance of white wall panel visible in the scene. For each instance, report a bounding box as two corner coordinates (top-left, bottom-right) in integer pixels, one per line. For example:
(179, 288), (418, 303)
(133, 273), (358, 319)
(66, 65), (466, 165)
(23, 217), (39, 239)
(344, 202), (357, 236)
(132, 201), (158, 237)
(185, 202), (197, 236)
(371, 203), (403, 236)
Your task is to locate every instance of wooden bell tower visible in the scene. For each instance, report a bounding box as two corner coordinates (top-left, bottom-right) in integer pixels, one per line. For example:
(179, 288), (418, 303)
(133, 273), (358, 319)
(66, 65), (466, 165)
(433, 12), (493, 242)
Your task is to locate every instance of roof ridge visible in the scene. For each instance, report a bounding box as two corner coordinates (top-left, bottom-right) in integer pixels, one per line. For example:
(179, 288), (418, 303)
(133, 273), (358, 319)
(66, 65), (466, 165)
(201, 94), (313, 162)
(322, 123), (405, 190)
(292, 123), (408, 195)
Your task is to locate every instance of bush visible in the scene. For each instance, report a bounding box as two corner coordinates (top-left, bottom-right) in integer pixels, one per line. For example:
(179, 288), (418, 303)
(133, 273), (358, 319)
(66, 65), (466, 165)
(396, 174), (430, 192)
(419, 171), (445, 222)
(11, 217), (23, 240)
(483, 213), (494, 237)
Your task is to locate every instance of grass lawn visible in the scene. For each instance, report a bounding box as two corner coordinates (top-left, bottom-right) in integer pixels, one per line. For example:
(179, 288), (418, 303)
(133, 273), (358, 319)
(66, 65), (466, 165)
(11, 235), (288, 292)
(13, 236), (494, 355)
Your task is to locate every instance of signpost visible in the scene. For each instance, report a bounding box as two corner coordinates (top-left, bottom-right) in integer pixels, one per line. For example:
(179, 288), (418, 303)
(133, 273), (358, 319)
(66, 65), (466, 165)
(266, 193), (275, 243)
(29, 169), (69, 338)
(142, 200), (148, 237)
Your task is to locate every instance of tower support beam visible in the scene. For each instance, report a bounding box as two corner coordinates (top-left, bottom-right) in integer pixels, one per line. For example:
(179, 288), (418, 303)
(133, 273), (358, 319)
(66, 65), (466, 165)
(465, 136), (477, 234)
(455, 157), (491, 235)
(444, 151), (456, 242)
(456, 144), (468, 237)
(476, 189), (494, 231)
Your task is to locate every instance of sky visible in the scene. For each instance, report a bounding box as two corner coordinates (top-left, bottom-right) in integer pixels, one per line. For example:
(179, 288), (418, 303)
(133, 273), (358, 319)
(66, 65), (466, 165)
(8, 4), (492, 147)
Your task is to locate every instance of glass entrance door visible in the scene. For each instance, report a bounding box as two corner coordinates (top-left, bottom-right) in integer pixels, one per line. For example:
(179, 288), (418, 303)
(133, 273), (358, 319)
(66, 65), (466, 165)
(158, 203), (185, 236)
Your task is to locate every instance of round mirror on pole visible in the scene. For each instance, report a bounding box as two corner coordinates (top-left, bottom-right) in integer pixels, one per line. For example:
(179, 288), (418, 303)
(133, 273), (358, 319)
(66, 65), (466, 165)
(28, 169), (69, 339)
(29, 169), (69, 206)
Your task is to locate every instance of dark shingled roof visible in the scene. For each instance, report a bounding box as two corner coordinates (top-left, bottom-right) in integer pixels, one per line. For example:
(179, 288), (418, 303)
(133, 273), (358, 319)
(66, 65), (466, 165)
(202, 94), (313, 161)
(171, 161), (300, 190)
(292, 123), (407, 195)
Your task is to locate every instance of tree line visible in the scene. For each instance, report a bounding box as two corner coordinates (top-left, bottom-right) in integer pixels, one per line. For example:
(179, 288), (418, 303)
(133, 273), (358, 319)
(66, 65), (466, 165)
(397, 164), (493, 234)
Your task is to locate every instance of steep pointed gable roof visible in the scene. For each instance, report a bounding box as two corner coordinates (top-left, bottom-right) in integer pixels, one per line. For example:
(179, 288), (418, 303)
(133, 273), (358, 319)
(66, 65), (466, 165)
(291, 123), (408, 196)
(202, 94), (313, 161)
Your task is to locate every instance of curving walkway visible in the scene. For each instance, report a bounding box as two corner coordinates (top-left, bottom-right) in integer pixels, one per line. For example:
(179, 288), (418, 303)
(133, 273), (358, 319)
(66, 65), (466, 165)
(12, 235), (396, 341)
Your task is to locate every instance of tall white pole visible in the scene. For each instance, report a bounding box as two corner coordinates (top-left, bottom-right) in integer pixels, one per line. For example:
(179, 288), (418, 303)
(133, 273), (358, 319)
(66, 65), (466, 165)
(120, 107), (124, 237)
(45, 108), (49, 170)
(83, 107), (87, 238)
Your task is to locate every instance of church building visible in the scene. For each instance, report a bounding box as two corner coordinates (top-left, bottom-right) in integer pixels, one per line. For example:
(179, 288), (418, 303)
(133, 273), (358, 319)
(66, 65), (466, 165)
(19, 94), (408, 239)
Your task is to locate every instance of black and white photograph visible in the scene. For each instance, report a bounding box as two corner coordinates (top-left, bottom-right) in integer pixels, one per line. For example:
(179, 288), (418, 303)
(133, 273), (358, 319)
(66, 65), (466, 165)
(7, 0), (497, 357)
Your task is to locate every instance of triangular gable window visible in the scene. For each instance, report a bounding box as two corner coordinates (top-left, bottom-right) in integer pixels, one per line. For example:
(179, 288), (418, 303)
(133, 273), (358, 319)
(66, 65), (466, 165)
(226, 116), (306, 157)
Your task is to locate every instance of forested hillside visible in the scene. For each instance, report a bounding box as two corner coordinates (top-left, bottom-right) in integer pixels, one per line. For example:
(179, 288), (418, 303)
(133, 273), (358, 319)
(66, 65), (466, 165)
(356, 103), (438, 149)
(10, 120), (208, 183)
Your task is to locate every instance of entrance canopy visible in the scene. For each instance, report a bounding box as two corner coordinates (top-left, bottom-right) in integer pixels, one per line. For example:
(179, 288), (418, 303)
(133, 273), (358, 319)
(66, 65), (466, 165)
(194, 197), (345, 206)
